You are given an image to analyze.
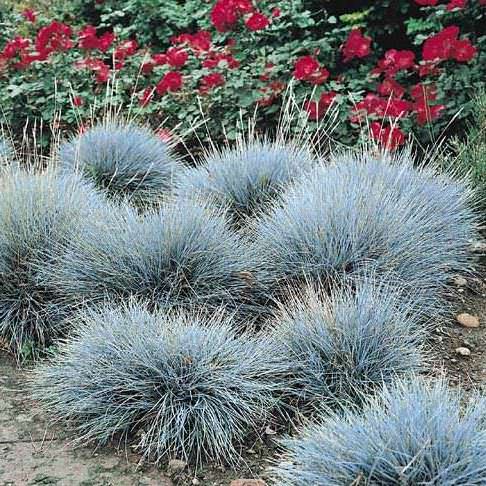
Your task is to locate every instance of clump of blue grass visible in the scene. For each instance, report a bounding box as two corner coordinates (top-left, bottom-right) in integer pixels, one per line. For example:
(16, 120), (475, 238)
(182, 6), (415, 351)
(59, 122), (182, 207)
(175, 138), (316, 227)
(0, 168), (105, 360)
(252, 150), (478, 311)
(32, 302), (284, 466)
(46, 197), (259, 317)
(271, 377), (486, 485)
(0, 136), (13, 160)
(269, 278), (425, 416)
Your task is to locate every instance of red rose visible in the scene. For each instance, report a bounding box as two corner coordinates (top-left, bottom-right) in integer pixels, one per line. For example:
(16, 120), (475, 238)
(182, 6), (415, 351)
(272, 7), (281, 17)
(36, 21), (73, 55)
(141, 60), (155, 74)
(114, 39), (138, 61)
(414, 99), (445, 125)
(72, 96), (83, 107)
(98, 32), (115, 52)
(370, 122), (406, 151)
(245, 12), (270, 31)
(166, 47), (188, 68)
(414, 0), (439, 5)
(290, 54), (328, 84)
(139, 87), (153, 107)
(152, 53), (168, 65)
(304, 100), (320, 121)
(2, 36), (30, 60)
(156, 71), (183, 95)
(210, 0), (239, 32)
(422, 26), (459, 61)
(452, 39), (477, 62)
(342, 29), (372, 63)
(173, 31), (212, 52)
(202, 52), (239, 69)
(411, 83), (437, 102)
(199, 72), (225, 93)
(418, 61), (441, 77)
(378, 78), (405, 99)
(304, 91), (337, 120)
(375, 49), (415, 76)
(78, 26), (113, 51)
(75, 58), (110, 83)
(22, 9), (36, 23)
(447, 0), (467, 9)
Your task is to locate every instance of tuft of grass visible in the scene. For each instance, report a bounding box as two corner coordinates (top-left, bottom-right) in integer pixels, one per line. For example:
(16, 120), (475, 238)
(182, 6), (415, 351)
(32, 302), (284, 465)
(0, 136), (12, 160)
(59, 122), (182, 208)
(271, 377), (486, 485)
(252, 151), (477, 310)
(175, 139), (316, 227)
(449, 91), (486, 221)
(269, 279), (425, 416)
(45, 197), (259, 317)
(0, 168), (105, 360)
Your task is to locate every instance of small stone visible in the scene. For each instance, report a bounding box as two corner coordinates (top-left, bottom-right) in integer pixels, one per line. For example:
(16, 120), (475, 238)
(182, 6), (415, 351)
(453, 276), (467, 287)
(265, 425), (276, 435)
(455, 346), (471, 356)
(192, 479), (200, 485)
(168, 459), (187, 473)
(230, 480), (267, 486)
(456, 313), (480, 328)
(451, 358), (458, 363)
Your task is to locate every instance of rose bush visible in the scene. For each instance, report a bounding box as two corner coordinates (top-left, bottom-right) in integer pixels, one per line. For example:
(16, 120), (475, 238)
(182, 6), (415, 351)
(0, 0), (484, 151)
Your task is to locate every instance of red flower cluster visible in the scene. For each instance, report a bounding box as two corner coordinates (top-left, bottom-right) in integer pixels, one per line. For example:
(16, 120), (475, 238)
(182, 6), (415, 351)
(374, 49), (415, 77)
(258, 80), (285, 107)
(293, 56), (329, 85)
(156, 71), (183, 95)
(114, 39), (138, 69)
(210, 0), (269, 33)
(210, 0), (254, 32)
(304, 91), (337, 120)
(415, 0), (439, 5)
(415, 0), (468, 9)
(245, 12), (270, 31)
(171, 31), (212, 53)
(75, 58), (110, 83)
(447, 0), (467, 10)
(377, 78), (406, 99)
(351, 93), (411, 122)
(342, 29), (372, 63)
(203, 51), (239, 69)
(410, 83), (445, 124)
(199, 72), (225, 94)
(36, 21), (73, 56)
(78, 26), (114, 52)
(370, 122), (406, 150)
(22, 9), (36, 23)
(422, 26), (476, 62)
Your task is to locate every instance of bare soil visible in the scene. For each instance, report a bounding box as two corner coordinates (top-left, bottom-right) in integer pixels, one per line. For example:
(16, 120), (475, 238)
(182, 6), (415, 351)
(1, 251), (485, 486)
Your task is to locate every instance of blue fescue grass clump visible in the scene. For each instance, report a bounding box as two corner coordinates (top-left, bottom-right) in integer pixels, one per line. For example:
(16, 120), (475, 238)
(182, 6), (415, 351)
(0, 136), (13, 160)
(59, 122), (182, 207)
(0, 168), (104, 360)
(32, 303), (283, 465)
(175, 139), (316, 226)
(252, 151), (477, 308)
(271, 377), (486, 485)
(46, 198), (258, 316)
(270, 279), (425, 415)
